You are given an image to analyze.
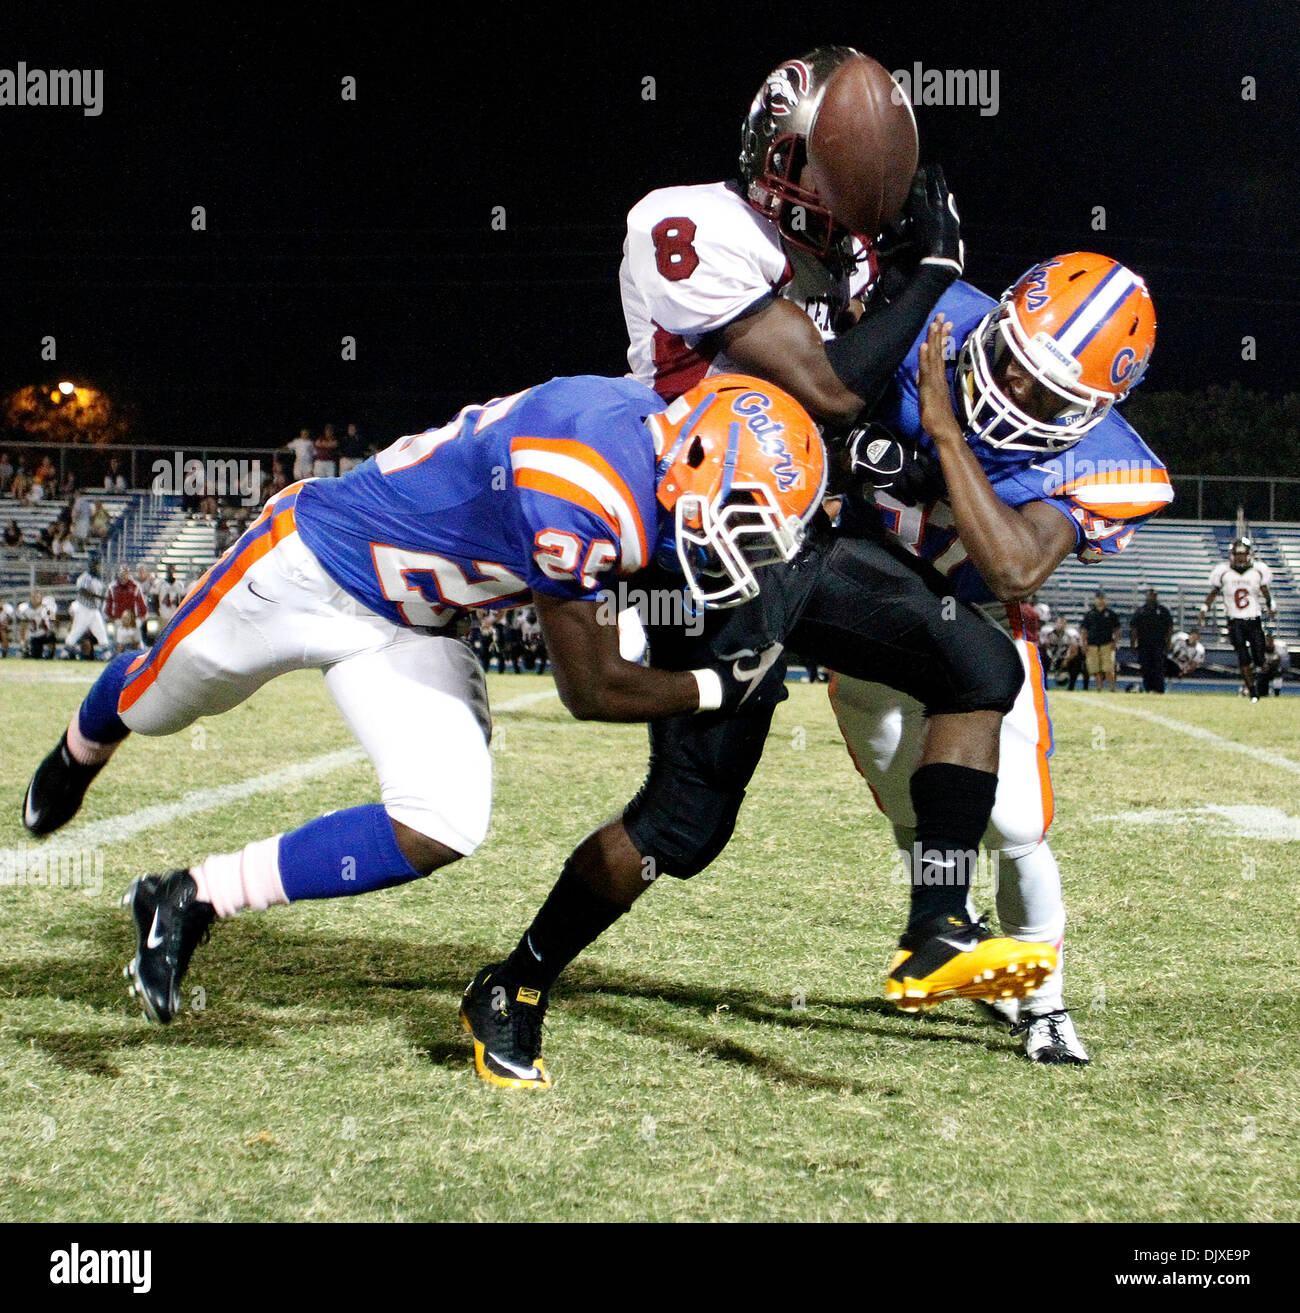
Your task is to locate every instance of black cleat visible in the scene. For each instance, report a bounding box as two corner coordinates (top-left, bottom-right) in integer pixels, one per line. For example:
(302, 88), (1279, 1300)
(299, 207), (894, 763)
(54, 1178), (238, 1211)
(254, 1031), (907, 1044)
(459, 963), (552, 1089)
(22, 732), (106, 836)
(122, 870), (215, 1024)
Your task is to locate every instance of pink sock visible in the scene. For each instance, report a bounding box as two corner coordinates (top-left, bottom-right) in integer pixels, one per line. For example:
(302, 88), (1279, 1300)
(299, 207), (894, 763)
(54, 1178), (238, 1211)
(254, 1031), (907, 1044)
(191, 836), (288, 919)
(66, 714), (118, 766)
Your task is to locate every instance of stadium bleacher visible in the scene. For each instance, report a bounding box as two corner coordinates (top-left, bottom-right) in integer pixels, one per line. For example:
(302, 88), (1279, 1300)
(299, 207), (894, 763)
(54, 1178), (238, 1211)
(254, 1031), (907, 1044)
(1037, 518), (1298, 655)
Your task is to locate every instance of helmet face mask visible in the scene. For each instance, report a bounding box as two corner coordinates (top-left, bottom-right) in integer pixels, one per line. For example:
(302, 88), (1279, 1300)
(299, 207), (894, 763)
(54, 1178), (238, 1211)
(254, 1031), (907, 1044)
(958, 306), (1113, 453)
(651, 376), (828, 609)
(956, 253), (1157, 454)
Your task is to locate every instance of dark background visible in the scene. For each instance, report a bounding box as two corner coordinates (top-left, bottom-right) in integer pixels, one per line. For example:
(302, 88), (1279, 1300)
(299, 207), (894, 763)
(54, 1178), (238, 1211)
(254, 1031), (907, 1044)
(1, 2), (1295, 448)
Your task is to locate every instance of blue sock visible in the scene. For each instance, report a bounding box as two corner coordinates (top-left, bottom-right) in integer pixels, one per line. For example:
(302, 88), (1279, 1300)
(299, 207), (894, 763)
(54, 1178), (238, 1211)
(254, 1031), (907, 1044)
(77, 651), (137, 745)
(278, 804), (424, 900)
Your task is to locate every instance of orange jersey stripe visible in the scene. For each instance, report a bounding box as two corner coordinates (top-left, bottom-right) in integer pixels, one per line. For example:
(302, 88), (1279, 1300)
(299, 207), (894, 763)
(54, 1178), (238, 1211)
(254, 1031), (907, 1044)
(511, 437), (648, 566)
(513, 468), (621, 541)
(118, 502), (297, 714)
(1024, 640), (1055, 837)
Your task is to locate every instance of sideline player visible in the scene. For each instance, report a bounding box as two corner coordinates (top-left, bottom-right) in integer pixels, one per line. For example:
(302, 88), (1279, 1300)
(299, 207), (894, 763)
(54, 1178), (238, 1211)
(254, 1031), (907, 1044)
(461, 49), (1057, 1089)
(21, 373), (827, 1025)
(1202, 538), (1275, 700)
(832, 257), (1167, 1062)
(64, 556), (110, 657)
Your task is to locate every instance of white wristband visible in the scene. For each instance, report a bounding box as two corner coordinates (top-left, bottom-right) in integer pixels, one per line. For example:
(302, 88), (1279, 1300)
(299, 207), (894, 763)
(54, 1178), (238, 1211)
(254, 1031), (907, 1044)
(691, 667), (723, 712)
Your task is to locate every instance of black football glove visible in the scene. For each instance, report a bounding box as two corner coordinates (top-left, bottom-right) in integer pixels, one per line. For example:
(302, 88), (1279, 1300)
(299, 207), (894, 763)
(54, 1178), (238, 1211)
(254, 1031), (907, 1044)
(877, 164), (964, 278)
(693, 641), (787, 715)
(848, 422), (946, 506)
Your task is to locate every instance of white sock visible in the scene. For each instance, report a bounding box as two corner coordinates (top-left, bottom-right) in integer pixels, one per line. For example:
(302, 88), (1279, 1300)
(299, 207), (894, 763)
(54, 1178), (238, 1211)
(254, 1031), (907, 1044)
(191, 835), (288, 919)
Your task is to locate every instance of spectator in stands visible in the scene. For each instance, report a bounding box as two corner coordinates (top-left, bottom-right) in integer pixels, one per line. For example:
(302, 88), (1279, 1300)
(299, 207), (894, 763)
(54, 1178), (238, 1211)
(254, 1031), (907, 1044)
(0, 451), (12, 488)
(339, 423), (364, 474)
(10, 469), (32, 502)
(17, 588), (57, 658)
(59, 468), (78, 498)
(1168, 627), (1206, 679)
(1130, 588), (1174, 693)
(69, 492), (93, 546)
(3, 519), (22, 554)
(0, 598), (13, 654)
(1262, 634), (1288, 696)
(1081, 591), (1121, 691)
(90, 500), (111, 539)
(104, 456), (127, 492)
(262, 460), (290, 503)
(313, 425), (339, 478)
(285, 428), (315, 482)
(50, 522), (75, 567)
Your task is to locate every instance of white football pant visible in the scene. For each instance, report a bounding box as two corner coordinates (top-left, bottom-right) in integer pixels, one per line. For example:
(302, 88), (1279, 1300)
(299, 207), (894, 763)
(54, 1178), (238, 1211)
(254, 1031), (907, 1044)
(115, 492), (493, 856)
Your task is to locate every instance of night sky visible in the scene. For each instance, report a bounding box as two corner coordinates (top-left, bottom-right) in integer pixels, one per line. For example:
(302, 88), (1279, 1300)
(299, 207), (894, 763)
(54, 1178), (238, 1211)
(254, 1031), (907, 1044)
(1, 3), (1295, 448)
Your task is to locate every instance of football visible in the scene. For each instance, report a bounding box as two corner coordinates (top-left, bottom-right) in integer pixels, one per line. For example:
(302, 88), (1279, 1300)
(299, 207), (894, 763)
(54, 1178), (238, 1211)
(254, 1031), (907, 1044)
(809, 52), (918, 237)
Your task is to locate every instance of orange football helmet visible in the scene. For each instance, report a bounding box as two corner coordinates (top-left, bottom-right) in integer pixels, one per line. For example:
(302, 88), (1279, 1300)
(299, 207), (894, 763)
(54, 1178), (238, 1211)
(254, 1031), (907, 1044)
(650, 374), (827, 608)
(957, 252), (1157, 452)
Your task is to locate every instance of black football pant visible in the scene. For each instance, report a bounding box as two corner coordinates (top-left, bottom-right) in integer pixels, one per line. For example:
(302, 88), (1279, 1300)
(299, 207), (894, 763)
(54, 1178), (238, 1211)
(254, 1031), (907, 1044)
(622, 522), (1023, 878)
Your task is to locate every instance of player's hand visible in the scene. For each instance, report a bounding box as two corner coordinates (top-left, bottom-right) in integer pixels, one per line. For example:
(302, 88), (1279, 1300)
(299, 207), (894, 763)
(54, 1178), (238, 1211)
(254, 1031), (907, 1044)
(909, 164), (964, 275)
(848, 422), (945, 505)
(694, 642), (786, 715)
(918, 315), (964, 446)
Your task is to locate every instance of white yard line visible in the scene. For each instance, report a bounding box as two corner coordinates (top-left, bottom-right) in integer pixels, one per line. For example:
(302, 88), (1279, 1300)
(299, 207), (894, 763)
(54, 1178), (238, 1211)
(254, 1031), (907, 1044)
(0, 687), (557, 863)
(1096, 701), (1300, 777)
(0, 669), (100, 684)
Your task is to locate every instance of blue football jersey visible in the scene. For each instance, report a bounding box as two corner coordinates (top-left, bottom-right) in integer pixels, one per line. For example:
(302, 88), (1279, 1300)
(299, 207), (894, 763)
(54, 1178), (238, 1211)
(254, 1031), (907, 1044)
(871, 281), (1173, 604)
(294, 375), (666, 628)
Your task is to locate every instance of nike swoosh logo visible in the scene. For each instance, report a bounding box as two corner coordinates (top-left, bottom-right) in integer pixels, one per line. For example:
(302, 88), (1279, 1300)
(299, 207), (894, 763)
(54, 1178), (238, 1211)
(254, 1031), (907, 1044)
(22, 783), (40, 829)
(146, 910), (165, 949)
(485, 1050), (541, 1081)
(526, 933), (542, 962)
(938, 935), (979, 953)
(246, 581), (277, 604)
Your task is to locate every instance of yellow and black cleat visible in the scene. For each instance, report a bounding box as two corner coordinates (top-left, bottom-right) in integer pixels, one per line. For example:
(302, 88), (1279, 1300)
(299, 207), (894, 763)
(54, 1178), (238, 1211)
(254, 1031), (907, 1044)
(459, 963), (552, 1090)
(886, 916), (1057, 1014)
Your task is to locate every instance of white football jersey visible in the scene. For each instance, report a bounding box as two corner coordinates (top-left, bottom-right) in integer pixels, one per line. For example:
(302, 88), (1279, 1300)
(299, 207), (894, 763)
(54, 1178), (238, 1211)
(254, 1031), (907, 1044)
(1042, 624), (1081, 661)
(1169, 631), (1205, 674)
(17, 597), (57, 633)
(620, 181), (874, 399)
(1209, 560), (1273, 620)
(156, 578), (187, 620)
(74, 571), (106, 608)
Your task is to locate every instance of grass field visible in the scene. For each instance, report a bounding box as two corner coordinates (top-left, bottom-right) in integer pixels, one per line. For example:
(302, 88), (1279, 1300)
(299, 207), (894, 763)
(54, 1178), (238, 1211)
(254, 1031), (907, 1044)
(1, 660), (1297, 1222)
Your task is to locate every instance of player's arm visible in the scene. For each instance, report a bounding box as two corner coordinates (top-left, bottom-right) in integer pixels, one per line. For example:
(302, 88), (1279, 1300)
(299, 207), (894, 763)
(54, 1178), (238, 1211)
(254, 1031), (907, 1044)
(1261, 584), (1275, 618)
(533, 593), (781, 723)
(916, 316), (1076, 600)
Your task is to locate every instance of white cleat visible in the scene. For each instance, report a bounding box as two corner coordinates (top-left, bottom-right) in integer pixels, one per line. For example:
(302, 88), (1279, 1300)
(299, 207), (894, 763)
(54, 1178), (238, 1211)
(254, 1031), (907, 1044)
(973, 996), (1020, 1027)
(1015, 1008), (1090, 1065)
